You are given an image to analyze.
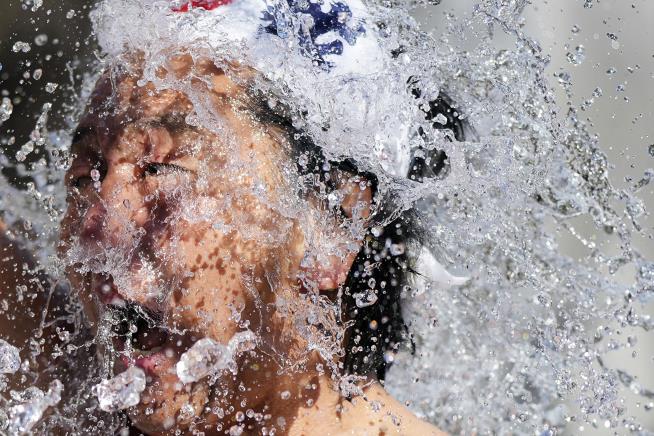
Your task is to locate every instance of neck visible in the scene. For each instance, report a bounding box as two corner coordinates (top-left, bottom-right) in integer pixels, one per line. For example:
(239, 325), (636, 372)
(288, 374), (446, 436)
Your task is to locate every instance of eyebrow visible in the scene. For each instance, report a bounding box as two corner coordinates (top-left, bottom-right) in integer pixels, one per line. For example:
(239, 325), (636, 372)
(70, 111), (197, 147)
(147, 112), (197, 134)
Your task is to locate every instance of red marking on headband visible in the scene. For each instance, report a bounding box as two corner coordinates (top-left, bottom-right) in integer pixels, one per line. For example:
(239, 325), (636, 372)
(172, 0), (232, 12)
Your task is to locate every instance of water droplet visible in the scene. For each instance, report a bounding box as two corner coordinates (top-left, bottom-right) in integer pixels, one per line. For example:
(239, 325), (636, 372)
(566, 45), (585, 65)
(0, 339), (21, 374)
(90, 169), (101, 182)
(434, 113), (448, 125)
(228, 330), (258, 355)
(8, 381), (62, 433)
(176, 338), (231, 383)
(390, 242), (405, 255)
(16, 141), (34, 162)
(34, 34), (48, 46)
(354, 288), (378, 308)
(92, 366), (146, 412)
(30, 0), (43, 12)
(229, 425), (244, 436)
(12, 41), (31, 53)
(0, 97), (13, 125)
(45, 82), (58, 93)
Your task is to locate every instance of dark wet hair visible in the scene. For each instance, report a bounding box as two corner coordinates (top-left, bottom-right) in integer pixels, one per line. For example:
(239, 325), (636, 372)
(250, 88), (467, 380)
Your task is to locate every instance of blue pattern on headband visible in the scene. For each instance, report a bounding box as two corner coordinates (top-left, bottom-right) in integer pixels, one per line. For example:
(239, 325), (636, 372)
(262, 0), (366, 68)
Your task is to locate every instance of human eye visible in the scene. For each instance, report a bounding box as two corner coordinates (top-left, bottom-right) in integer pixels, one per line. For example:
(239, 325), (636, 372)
(71, 174), (95, 190)
(143, 162), (189, 177)
(67, 160), (102, 192)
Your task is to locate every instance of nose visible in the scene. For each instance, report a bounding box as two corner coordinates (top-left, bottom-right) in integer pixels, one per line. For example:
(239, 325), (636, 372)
(77, 162), (142, 247)
(79, 200), (108, 243)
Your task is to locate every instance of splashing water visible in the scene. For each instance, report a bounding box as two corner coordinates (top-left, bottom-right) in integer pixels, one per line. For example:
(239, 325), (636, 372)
(7, 381), (63, 434)
(0, 339), (20, 374)
(93, 366), (146, 413)
(176, 331), (257, 383)
(0, 0), (652, 434)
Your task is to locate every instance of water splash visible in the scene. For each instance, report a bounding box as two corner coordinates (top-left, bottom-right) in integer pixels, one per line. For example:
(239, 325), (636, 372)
(7, 381), (63, 434)
(0, 340), (20, 374)
(0, 0), (651, 434)
(93, 366), (146, 413)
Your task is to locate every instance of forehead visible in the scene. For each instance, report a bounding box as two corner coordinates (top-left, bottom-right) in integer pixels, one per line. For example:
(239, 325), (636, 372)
(70, 65), (291, 185)
(74, 74), (188, 139)
(72, 66), (249, 158)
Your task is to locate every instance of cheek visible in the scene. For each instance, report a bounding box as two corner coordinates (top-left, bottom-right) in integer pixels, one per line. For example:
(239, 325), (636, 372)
(167, 229), (249, 338)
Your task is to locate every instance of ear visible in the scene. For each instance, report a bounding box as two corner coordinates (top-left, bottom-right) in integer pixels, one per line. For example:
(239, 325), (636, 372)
(299, 171), (373, 291)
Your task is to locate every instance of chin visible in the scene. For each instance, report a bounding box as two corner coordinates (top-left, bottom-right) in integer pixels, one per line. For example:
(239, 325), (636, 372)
(127, 359), (213, 434)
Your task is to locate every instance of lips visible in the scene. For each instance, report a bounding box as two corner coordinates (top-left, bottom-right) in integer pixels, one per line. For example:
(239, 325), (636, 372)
(95, 274), (195, 378)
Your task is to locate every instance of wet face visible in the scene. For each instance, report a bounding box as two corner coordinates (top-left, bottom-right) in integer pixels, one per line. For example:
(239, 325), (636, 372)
(59, 59), (372, 434)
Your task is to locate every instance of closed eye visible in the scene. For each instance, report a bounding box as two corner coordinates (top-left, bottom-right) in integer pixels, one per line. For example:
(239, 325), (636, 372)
(143, 162), (189, 177)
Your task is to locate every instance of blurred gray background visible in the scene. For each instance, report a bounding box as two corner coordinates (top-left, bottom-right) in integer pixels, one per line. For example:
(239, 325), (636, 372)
(415, 1), (654, 433)
(1, 0), (652, 434)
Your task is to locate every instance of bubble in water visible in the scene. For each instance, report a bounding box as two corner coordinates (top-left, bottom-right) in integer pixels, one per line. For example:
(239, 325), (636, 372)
(92, 366), (146, 412)
(0, 339), (20, 374)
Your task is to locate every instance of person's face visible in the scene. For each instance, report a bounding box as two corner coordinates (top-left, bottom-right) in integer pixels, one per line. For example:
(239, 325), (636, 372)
(59, 58), (372, 434)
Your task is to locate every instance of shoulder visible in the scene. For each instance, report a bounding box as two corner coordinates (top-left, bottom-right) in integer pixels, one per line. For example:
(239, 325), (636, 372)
(342, 382), (447, 436)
